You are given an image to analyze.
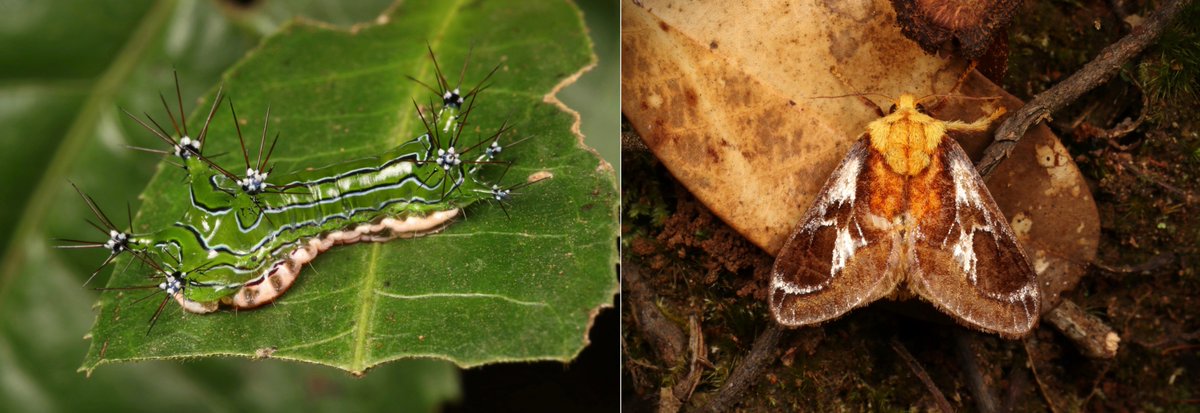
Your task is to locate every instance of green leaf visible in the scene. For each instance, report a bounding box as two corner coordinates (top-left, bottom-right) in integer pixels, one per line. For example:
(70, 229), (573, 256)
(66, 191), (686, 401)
(79, 0), (617, 375)
(0, 0), (614, 411)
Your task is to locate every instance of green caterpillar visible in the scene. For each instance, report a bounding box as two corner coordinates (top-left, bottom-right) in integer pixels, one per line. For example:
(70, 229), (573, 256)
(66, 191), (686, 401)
(67, 50), (533, 331)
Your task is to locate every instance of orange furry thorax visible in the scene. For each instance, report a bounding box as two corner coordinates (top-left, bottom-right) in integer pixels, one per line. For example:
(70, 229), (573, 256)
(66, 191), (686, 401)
(866, 94), (946, 176)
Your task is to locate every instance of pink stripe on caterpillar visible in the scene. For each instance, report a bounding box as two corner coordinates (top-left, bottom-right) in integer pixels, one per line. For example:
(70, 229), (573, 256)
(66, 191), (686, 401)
(173, 293), (219, 314)
(228, 209), (462, 310)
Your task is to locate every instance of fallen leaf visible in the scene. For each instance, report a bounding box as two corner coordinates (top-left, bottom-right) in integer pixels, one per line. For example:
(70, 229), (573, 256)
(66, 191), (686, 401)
(622, 0), (1098, 310)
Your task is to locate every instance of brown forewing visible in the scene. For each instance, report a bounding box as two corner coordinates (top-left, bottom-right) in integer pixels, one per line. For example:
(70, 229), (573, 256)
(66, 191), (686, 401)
(770, 138), (903, 327)
(908, 140), (1040, 338)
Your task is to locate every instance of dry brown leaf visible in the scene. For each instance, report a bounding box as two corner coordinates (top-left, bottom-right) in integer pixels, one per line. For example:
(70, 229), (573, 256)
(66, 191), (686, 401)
(621, 0), (1098, 310)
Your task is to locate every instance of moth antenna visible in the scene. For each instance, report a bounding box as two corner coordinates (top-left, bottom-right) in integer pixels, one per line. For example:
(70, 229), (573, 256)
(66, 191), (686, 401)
(196, 85), (225, 150)
(943, 105), (1007, 133)
(918, 62), (988, 113)
(174, 70), (189, 137)
(915, 94), (1002, 104)
(807, 92), (895, 101)
(808, 92), (894, 116)
(948, 60), (978, 97)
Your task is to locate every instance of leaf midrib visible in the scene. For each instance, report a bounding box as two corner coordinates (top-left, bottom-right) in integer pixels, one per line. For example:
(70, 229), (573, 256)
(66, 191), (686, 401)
(393, 0), (464, 148)
(351, 0), (464, 373)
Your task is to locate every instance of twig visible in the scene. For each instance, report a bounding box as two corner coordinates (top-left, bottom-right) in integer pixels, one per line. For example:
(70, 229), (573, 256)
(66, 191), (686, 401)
(977, 0), (1193, 177)
(626, 261), (687, 366)
(1162, 344), (1200, 355)
(1094, 253), (1176, 275)
(1120, 158), (1198, 205)
(1000, 363), (1032, 413)
(955, 331), (999, 413)
(1044, 300), (1121, 359)
(892, 337), (953, 413)
(669, 316), (711, 407)
(693, 323), (786, 413)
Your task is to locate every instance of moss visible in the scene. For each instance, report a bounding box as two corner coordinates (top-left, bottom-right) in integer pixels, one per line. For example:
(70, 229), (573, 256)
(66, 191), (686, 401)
(1138, 2), (1200, 106)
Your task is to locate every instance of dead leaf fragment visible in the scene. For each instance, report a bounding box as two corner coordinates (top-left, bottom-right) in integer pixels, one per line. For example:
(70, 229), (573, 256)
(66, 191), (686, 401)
(622, 0), (1098, 311)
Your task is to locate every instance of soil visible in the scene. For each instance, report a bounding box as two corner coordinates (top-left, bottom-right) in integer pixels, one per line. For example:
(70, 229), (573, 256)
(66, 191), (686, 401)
(621, 1), (1200, 411)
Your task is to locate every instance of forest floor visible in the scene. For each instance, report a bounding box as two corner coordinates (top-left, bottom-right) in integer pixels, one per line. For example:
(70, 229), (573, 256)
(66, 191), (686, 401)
(621, 1), (1199, 411)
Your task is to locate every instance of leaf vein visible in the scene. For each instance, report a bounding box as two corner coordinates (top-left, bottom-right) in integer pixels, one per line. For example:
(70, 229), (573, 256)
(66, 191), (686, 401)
(373, 290), (548, 308)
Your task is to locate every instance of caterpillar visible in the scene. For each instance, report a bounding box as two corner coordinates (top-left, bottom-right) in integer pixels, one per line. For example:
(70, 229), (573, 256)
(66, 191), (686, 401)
(64, 49), (537, 333)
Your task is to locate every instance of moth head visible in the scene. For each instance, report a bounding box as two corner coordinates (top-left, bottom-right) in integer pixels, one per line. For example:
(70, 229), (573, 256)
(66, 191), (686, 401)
(881, 94), (940, 124)
(894, 94), (920, 113)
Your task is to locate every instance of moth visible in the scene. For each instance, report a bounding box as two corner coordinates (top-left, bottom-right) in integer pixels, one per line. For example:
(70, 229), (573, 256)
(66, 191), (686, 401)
(768, 94), (1040, 338)
(64, 49), (536, 333)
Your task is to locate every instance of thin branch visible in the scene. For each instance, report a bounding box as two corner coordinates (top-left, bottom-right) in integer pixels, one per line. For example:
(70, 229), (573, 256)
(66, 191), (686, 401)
(1120, 158), (1198, 205)
(693, 323), (786, 413)
(978, 0), (1193, 176)
(956, 331), (999, 413)
(625, 262), (686, 366)
(1044, 300), (1121, 359)
(892, 337), (953, 413)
